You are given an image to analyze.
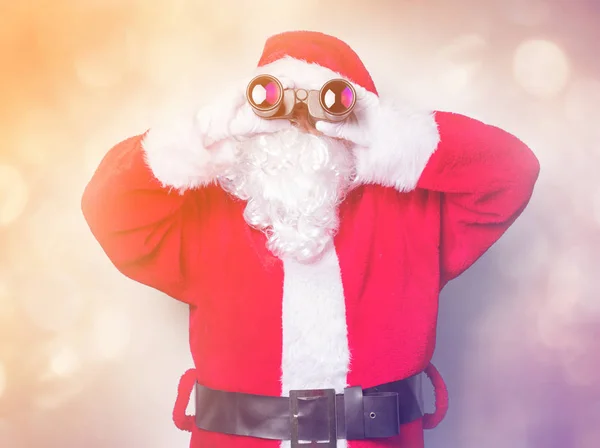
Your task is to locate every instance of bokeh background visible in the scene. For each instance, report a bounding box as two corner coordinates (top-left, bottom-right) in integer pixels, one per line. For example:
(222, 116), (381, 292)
(1, 0), (599, 447)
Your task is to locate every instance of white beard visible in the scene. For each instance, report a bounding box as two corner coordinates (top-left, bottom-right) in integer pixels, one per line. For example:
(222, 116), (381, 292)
(218, 127), (356, 263)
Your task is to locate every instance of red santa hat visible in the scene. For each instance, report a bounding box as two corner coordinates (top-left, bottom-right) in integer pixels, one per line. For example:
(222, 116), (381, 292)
(256, 31), (378, 95)
(251, 31), (440, 192)
(142, 31), (441, 193)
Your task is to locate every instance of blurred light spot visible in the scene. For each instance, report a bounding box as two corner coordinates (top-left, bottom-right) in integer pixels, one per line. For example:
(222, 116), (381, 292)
(24, 205), (90, 263)
(15, 133), (48, 165)
(513, 39), (570, 98)
(535, 246), (596, 355)
(74, 39), (129, 89)
(35, 341), (89, 411)
(565, 78), (600, 123)
(0, 279), (12, 319)
(13, 108), (65, 165)
(437, 34), (488, 61)
(563, 346), (595, 387)
(546, 255), (585, 312)
(506, 0), (550, 26)
(0, 419), (19, 448)
(0, 279), (7, 298)
(239, 0), (318, 33)
(551, 245), (600, 315)
(143, 36), (196, 88)
(536, 309), (563, 350)
(502, 235), (550, 279)
(473, 316), (522, 370)
(20, 272), (85, 332)
(91, 307), (131, 360)
(0, 362), (6, 398)
(437, 66), (478, 96)
(594, 187), (600, 226)
(460, 393), (531, 448)
(435, 34), (487, 97)
(0, 164), (29, 226)
(540, 249), (585, 322)
(50, 346), (80, 377)
(0, 298), (15, 320)
(35, 386), (81, 410)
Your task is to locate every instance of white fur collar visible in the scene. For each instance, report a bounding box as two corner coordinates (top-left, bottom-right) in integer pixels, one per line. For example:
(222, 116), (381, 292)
(142, 56), (440, 193)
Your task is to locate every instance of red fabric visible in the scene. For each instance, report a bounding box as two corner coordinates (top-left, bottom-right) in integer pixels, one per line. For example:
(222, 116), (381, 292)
(422, 363), (448, 430)
(257, 31), (378, 95)
(82, 112), (539, 448)
(173, 369), (197, 432)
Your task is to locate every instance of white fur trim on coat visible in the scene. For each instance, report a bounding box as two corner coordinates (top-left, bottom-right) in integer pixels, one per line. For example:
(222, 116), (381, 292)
(352, 98), (440, 192)
(141, 105), (236, 191)
(142, 56), (440, 193)
(280, 247), (349, 448)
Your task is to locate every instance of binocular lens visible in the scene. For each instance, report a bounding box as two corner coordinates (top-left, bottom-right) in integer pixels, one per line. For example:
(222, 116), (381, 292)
(320, 79), (356, 116)
(246, 75), (356, 121)
(247, 75), (282, 111)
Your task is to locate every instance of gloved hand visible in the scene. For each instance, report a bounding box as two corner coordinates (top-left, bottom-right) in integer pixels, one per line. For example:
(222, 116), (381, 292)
(196, 77), (295, 147)
(314, 83), (380, 148)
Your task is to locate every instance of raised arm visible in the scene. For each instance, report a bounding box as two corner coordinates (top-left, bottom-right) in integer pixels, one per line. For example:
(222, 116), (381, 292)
(81, 129), (217, 305)
(418, 111), (540, 288)
(81, 82), (293, 303)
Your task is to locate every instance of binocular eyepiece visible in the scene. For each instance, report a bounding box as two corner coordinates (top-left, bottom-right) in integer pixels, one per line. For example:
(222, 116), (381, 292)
(246, 74), (356, 123)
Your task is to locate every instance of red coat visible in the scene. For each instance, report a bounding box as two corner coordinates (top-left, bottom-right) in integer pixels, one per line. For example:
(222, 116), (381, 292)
(82, 107), (539, 448)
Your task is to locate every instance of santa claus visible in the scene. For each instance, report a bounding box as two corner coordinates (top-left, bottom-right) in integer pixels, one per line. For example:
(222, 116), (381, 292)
(82, 31), (540, 448)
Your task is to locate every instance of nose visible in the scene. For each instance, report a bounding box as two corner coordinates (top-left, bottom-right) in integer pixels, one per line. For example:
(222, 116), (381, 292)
(290, 104), (319, 135)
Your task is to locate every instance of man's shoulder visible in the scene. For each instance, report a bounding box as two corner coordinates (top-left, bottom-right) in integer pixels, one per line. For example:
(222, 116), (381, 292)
(343, 183), (439, 205)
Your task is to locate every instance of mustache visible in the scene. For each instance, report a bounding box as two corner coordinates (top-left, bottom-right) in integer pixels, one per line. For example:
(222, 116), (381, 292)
(219, 128), (355, 262)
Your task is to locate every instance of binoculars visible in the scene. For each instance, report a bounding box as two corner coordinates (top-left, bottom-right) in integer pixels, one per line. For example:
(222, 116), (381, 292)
(246, 74), (357, 123)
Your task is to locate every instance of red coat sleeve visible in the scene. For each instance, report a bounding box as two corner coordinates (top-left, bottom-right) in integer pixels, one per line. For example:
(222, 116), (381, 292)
(417, 112), (540, 288)
(81, 134), (205, 305)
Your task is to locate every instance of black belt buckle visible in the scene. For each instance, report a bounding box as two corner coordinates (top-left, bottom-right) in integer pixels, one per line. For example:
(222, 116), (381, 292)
(289, 388), (337, 447)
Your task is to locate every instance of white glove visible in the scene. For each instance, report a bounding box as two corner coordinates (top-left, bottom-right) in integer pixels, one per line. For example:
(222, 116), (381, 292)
(196, 77), (295, 147)
(314, 84), (380, 148)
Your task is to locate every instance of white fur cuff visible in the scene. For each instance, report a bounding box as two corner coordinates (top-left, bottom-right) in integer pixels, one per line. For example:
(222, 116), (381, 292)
(353, 98), (440, 192)
(142, 111), (235, 192)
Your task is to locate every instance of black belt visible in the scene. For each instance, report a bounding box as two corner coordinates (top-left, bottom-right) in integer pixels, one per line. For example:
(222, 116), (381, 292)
(194, 375), (423, 447)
